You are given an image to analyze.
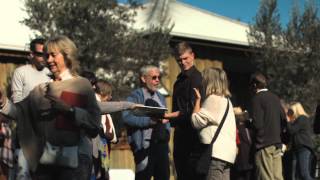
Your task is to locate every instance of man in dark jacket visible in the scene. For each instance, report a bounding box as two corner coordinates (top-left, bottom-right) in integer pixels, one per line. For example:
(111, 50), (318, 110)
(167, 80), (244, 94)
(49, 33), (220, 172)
(171, 42), (204, 180)
(250, 72), (286, 180)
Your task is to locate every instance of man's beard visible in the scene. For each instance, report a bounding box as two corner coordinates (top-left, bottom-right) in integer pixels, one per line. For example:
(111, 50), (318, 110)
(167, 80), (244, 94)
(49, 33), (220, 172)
(35, 61), (47, 71)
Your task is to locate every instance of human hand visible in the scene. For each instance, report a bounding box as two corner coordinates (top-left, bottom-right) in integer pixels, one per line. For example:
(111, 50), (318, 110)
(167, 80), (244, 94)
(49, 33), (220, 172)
(161, 119), (170, 124)
(164, 111), (180, 119)
(193, 88), (201, 100)
(45, 94), (72, 113)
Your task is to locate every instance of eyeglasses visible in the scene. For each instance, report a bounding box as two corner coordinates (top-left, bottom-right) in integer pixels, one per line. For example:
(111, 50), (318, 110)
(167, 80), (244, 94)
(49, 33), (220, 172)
(151, 75), (161, 80)
(33, 51), (46, 57)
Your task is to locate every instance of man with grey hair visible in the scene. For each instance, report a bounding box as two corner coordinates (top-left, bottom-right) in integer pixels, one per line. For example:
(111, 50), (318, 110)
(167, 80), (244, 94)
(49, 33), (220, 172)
(122, 65), (170, 180)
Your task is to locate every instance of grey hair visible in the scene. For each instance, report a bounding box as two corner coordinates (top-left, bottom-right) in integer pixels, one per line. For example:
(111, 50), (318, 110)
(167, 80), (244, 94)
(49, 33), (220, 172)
(140, 65), (159, 76)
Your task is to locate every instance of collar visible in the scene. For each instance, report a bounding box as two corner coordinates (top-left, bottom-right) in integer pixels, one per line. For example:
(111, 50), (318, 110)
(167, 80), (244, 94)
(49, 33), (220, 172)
(257, 88), (268, 93)
(58, 69), (73, 81)
(142, 87), (156, 97)
(178, 65), (196, 78)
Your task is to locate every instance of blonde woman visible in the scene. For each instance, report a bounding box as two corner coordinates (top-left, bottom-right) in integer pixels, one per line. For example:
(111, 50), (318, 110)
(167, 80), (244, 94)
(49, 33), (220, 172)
(287, 102), (314, 180)
(192, 68), (237, 180)
(0, 35), (101, 180)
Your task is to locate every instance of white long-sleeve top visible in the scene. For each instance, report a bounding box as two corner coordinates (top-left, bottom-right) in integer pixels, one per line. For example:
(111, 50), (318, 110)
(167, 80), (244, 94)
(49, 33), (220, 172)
(11, 64), (51, 103)
(191, 94), (237, 163)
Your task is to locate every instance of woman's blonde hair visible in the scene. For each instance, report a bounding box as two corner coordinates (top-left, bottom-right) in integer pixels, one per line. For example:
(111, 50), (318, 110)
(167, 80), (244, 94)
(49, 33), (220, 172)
(46, 35), (80, 75)
(288, 102), (309, 119)
(202, 67), (231, 97)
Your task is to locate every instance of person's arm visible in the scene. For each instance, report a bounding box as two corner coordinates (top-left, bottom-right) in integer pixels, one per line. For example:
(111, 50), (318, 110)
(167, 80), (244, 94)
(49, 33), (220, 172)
(122, 91), (155, 128)
(314, 101), (320, 133)
(287, 116), (305, 134)
(191, 96), (217, 129)
(0, 89), (18, 120)
(11, 69), (24, 103)
(192, 88), (201, 114)
(251, 96), (264, 132)
(105, 114), (117, 143)
(163, 111), (180, 119)
(99, 101), (137, 114)
(191, 107), (212, 129)
(46, 88), (101, 138)
(171, 72), (204, 126)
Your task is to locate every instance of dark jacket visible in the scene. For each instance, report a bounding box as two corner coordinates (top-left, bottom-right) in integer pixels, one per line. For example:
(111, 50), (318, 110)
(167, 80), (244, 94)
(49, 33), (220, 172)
(287, 115), (314, 150)
(251, 90), (286, 150)
(171, 66), (204, 129)
(235, 121), (254, 171)
(313, 103), (320, 134)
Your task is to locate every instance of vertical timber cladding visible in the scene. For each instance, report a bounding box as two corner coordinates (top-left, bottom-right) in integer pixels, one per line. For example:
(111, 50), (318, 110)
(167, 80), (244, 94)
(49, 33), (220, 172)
(162, 40), (254, 111)
(162, 56), (224, 113)
(0, 50), (28, 96)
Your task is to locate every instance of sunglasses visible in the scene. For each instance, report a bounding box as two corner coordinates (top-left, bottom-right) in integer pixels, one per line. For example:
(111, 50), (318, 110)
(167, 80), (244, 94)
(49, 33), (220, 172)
(151, 75), (161, 80)
(33, 51), (46, 57)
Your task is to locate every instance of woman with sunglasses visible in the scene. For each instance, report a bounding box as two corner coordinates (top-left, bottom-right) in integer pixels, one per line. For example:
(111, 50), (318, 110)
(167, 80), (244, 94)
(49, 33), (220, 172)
(287, 102), (314, 180)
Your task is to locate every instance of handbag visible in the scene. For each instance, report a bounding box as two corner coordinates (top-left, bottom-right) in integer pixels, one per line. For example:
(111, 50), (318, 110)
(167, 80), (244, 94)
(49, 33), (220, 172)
(196, 99), (230, 175)
(39, 141), (79, 168)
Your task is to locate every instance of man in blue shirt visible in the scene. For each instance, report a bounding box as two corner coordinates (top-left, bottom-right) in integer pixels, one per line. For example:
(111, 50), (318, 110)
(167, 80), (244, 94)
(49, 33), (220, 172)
(122, 65), (170, 180)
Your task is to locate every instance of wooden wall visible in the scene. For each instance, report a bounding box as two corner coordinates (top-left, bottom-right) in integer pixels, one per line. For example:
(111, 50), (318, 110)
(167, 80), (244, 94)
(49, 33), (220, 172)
(0, 63), (19, 95)
(108, 57), (225, 180)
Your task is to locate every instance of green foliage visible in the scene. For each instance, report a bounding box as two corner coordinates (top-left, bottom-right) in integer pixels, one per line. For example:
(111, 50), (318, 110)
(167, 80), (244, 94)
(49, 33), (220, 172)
(22, 0), (172, 97)
(248, 0), (320, 112)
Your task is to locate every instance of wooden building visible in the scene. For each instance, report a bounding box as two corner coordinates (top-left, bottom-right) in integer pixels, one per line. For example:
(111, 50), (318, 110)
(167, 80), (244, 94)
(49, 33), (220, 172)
(1, 1), (256, 179)
(133, 1), (255, 109)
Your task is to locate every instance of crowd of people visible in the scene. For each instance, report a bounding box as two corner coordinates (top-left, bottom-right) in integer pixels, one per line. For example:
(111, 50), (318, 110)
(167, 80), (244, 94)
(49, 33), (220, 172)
(0, 35), (319, 180)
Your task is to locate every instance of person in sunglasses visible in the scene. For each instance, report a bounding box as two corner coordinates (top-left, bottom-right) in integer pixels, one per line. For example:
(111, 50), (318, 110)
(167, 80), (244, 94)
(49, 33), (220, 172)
(10, 38), (51, 180)
(122, 65), (171, 180)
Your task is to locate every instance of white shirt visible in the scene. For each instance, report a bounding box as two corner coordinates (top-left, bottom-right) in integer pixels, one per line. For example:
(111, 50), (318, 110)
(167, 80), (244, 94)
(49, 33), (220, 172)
(11, 64), (51, 103)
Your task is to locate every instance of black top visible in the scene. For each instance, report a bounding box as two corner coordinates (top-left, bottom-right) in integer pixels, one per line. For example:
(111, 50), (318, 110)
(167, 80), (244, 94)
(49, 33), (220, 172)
(287, 115), (314, 150)
(313, 103), (320, 134)
(235, 122), (254, 171)
(251, 90), (286, 150)
(171, 66), (204, 129)
(171, 66), (204, 153)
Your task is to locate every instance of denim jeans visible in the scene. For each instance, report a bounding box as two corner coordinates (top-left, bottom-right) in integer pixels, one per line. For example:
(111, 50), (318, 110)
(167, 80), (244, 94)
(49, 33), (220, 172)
(292, 146), (314, 180)
(16, 149), (31, 180)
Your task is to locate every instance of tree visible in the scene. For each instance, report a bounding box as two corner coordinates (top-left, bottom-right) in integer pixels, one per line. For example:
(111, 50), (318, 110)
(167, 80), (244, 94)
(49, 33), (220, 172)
(248, 0), (320, 111)
(22, 0), (172, 97)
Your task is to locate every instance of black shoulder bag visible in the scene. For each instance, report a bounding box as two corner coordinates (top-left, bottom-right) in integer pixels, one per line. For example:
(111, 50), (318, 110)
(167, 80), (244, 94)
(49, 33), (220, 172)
(196, 99), (230, 175)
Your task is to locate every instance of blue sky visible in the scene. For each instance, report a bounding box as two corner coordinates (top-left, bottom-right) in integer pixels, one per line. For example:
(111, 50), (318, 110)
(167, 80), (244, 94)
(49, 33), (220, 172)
(180, 0), (311, 26)
(119, 0), (315, 26)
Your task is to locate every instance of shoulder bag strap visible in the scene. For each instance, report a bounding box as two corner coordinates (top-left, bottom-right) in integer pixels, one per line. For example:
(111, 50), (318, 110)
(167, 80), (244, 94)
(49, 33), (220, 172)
(209, 98), (230, 145)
